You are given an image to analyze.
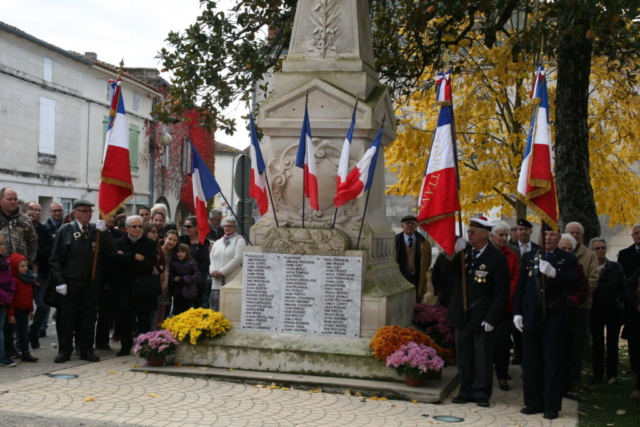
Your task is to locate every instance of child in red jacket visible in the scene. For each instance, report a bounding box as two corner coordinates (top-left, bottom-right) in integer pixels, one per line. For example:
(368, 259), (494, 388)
(0, 238), (17, 367)
(7, 253), (38, 362)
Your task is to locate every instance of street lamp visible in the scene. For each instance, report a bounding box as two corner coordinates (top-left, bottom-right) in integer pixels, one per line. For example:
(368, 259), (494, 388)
(159, 126), (172, 155)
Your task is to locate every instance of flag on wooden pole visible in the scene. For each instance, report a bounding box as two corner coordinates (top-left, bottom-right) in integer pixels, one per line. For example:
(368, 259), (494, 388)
(295, 99), (319, 211)
(517, 66), (558, 229)
(99, 74), (133, 219)
(417, 71), (461, 255)
(249, 114), (268, 215)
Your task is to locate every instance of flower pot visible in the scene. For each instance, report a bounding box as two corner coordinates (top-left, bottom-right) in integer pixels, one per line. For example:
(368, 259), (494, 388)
(148, 355), (166, 367)
(405, 374), (424, 387)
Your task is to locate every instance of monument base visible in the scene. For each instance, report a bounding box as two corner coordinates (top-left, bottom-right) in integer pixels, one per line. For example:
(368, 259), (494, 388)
(134, 363), (459, 404)
(175, 328), (402, 381)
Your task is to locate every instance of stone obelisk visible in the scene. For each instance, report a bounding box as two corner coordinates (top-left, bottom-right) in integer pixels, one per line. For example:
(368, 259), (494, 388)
(220, 0), (415, 338)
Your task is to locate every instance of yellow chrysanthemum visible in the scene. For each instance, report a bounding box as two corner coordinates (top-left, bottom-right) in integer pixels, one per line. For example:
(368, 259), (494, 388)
(161, 308), (231, 345)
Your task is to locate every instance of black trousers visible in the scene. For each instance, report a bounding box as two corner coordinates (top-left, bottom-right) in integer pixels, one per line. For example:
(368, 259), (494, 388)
(455, 327), (495, 400)
(590, 306), (623, 380)
(493, 313), (513, 380)
(118, 309), (151, 352)
(58, 283), (100, 356)
(624, 307), (640, 373)
(95, 289), (113, 348)
(522, 331), (568, 412)
(512, 326), (522, 361)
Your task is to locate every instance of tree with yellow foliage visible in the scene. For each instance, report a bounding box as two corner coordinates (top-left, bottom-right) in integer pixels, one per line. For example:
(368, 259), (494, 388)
(387, 34), (640, 230)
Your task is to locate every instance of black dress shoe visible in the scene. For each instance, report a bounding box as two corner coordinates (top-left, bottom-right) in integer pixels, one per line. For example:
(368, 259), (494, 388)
(564, 391), (582, 401)
(543, 411), (558, 420)
(451, 395), (474, 404)
(30, 336), (40, 349)
(21, 353), (39, 362)
(9, 349), (20, 359)
(116, 349), (131, 357)
(520, 406), (544, 415)
(95, 344), (111, 350)
(476, 399), (490, 407)
(54, 354), (71, 363)
(498, 380), (510, 391)
(38, 330), (46, 338)
(79, 353), (100, 362)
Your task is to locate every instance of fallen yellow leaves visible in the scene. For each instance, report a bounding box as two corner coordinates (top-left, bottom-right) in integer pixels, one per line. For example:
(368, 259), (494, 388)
(131, 365), (138, 368)
(344, 390), (351, 396)
(148, 393), (159, 398)
(411, 399), (418, 404)
(107, 372), (118, 375)
(83, 397), (95, 402)
(174, 363), (183, 367)
(226, 368), (234, 371)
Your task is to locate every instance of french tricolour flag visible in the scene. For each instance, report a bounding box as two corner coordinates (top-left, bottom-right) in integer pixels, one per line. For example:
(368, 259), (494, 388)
(336, 103), (357, 190)
(517, 66), (558, 228)
(99, 78), (133, 219)
(417, 71), (461, 255)
(249, 114), (268, 215)
(191, 142), (222, 244)
(295, 102), (319, 211)
(333, 126), (383, 207)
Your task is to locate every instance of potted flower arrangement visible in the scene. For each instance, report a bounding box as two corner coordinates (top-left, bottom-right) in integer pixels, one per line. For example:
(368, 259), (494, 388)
(161, 307), (231, 345)
(133, 329), (180, 366)
(386, 342), (445, 387)
(413, 304), (455, 350)
(369, 325), (455, 366)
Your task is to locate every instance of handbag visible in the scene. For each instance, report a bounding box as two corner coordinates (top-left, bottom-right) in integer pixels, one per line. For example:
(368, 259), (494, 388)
(131, 274), (162, 296)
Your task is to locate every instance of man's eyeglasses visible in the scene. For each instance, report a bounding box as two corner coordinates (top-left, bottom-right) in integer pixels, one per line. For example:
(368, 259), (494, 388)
(593, 246), (607, 250)
(183, 225), (193, 229)
(128, 225), (143, 229)
(51, 209), (63, 213)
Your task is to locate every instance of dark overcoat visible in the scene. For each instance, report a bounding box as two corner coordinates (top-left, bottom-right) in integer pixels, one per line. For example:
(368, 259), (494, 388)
(111, 235), (158, 311)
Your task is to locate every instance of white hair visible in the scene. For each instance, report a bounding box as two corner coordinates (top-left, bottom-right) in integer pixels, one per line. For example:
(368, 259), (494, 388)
(125, 215), (143, 227)
(559, 233), (577, 251)
(491, 220), (510, 236)
(564, 222), (584, 234)
(222, 217), (237, 227)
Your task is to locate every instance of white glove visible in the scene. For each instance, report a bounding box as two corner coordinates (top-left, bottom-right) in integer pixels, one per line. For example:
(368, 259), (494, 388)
(539, 260), (556, 278)
(481, 321), (494, 332)
(513, 315), (523, 332)
(95, 219), (107, 232)
(454, 238), (467, 254)
(56, 284), (68, 296)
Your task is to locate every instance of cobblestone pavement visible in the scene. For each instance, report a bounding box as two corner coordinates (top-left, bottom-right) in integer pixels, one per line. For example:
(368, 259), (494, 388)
(0, 356), (577, 426)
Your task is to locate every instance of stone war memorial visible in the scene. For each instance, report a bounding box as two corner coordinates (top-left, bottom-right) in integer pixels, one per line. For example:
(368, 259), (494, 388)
(176, 0), (455, 396)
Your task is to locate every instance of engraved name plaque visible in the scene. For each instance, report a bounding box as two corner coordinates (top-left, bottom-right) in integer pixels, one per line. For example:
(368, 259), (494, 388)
(241, 253), (362, 337)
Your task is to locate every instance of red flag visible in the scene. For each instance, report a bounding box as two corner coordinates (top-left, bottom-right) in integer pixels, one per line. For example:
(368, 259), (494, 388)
(99, 78), (133, 219)
(417, 72), (461, 255)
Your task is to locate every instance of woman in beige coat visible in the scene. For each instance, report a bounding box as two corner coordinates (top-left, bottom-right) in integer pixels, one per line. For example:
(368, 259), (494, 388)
(208, 217), (246, 311)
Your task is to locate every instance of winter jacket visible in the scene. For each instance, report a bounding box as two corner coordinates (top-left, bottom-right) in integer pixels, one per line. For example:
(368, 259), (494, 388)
(0, 208), (37, 264)
(7, 253), (34, 316)
(49, 222), (115, 287)
(0, 255), (16, 307)
(169, 259), (200, 300)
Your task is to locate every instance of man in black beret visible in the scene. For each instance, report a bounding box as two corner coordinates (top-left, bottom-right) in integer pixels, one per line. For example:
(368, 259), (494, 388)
(395, 215), (432, 303)
(516, 218), (541, 257)
(49, 200), (115, 363)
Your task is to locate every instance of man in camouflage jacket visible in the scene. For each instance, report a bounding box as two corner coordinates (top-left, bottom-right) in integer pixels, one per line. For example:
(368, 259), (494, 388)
(0, 188), (37, 264)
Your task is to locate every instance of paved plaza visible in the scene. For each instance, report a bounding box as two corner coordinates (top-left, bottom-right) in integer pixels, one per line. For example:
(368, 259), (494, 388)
(0, 352), (578, 427)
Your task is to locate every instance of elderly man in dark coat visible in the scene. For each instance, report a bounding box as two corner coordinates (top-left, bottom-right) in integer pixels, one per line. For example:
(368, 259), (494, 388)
(395, 215), (432, 303)
(449, 217), (510, 408)
(49, 200), (114, 363)
(111, 215), (157, 357)
(513, 225), (578, 420)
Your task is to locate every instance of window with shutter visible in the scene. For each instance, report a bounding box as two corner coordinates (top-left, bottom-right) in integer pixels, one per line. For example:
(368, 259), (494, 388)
(43, 58), (53, 83)
(129, 124), (140, 172)
(39, 97), (55, 155)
